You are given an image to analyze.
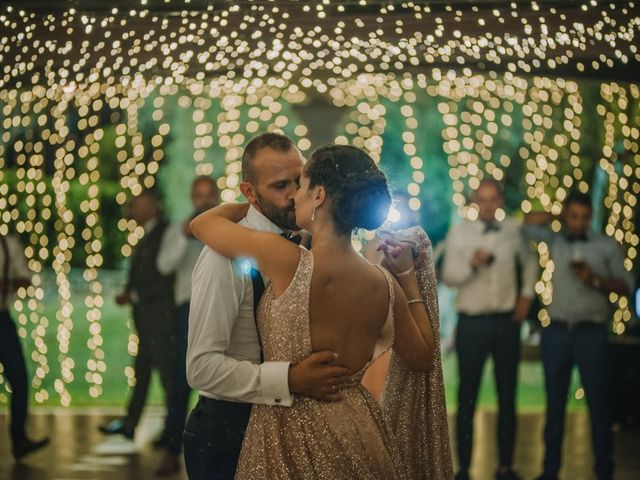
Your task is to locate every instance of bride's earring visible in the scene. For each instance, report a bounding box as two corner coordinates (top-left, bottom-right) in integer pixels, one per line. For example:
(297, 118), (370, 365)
(311, 207), (316, 222)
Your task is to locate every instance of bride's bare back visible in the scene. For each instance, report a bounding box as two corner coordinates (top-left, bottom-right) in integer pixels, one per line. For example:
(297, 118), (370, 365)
(308, 250), (391, 373)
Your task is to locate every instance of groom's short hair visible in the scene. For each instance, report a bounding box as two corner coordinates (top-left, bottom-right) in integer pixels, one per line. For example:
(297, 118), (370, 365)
(242, 132), (295, 183)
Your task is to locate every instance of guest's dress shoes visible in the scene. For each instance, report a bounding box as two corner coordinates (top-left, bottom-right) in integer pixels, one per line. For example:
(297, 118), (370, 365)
(495, 470), (522, 480)
(98, 418), (134, 439)
(12, 436), (50, 460)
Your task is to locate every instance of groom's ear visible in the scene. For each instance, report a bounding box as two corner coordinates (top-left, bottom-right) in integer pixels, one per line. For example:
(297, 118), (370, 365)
(240, 181), (259, 206)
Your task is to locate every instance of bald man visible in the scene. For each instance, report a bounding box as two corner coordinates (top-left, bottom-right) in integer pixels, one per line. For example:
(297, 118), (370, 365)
(443, 180), (538, 480)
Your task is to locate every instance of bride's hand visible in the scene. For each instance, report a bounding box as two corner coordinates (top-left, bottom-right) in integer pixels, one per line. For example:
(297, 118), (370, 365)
(377, 238), (415, 277)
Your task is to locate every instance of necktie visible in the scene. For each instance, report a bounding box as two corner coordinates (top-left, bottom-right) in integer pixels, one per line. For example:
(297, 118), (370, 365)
(483, 222), (501, 234)
(566, 234), (588, 243)
(281, 232), (302, 245)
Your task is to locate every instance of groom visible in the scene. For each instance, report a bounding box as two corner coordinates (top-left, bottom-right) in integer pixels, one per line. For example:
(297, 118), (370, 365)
(184, 132), (352, 479)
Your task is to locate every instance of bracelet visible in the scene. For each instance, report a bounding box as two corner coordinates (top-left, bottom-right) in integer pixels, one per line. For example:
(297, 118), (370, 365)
(395, 266), (415, 277)
(407, 298), (425, 305)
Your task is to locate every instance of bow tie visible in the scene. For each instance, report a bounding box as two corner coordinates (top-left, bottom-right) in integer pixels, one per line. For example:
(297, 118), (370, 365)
(483, 222), (501, 234)
(281, 233), (302, 245)
(566, 234), (588, 243)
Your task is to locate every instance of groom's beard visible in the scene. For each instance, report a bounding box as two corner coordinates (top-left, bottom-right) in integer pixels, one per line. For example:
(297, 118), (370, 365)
(255, 194), (299, 231)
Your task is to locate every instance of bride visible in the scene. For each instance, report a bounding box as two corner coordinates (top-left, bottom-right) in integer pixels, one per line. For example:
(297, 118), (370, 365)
(190, 144), (436, 479)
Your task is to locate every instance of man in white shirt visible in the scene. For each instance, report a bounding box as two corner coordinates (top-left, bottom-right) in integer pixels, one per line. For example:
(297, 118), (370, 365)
(0, 232), (50, 460)
(154, 176), (219, 476)
(442, 180), (538, 480)
(183, 133), (352, 480)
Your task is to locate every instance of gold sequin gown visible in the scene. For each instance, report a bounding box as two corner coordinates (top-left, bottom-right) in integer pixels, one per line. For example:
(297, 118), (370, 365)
(235, 247), (405, 480)
(380, 227), (454, 480)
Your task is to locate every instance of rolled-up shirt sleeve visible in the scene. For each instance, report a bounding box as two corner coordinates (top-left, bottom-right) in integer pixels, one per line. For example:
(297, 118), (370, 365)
(442, 225), (476, 287)
(605, 238), (635, 295)
(186, 246), (293, 407)
(157, 222), (188, 275)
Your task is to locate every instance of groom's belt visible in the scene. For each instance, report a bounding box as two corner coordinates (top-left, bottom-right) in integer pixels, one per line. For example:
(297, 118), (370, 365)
(195, 395), (252, 415)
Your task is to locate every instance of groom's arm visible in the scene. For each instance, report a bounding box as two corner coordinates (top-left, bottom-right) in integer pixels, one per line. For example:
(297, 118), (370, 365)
(186, 246), (293, 406)
(187, 246), (354, 404)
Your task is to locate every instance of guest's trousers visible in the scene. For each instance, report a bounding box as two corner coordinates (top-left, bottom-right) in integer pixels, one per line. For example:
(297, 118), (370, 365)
(0, 309), (29, 443)
(183, 396), (252, 480)
(163, 302), (192, 454)
(124, 301), (175, 433)
(455, 311), (521, 473)
(540, 322), (613, 480)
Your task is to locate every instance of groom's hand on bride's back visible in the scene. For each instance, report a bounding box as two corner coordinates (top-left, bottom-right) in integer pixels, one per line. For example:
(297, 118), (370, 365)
(288, 351), (353, 402)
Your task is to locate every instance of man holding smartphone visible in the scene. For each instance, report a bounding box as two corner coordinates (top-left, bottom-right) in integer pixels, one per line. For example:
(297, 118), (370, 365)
(524, 190), (633, 480)
(443, 180), (538, 480)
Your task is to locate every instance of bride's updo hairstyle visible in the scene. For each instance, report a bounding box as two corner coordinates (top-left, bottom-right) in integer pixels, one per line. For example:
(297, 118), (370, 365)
(304, 145), (391, 234)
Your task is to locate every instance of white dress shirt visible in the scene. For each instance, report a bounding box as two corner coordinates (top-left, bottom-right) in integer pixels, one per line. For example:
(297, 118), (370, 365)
(0, 234), (31, 311)
(442, 217), (538, 315)
(157, 221), (203, 305)
(186, 206), (293, 406)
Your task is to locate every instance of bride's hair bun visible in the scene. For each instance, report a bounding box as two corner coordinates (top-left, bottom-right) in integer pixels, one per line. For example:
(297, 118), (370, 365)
(304, 145), (391, 234)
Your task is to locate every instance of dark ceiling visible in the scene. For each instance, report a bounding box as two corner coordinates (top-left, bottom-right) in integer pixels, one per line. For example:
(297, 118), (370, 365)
(2, 1), (639, 85)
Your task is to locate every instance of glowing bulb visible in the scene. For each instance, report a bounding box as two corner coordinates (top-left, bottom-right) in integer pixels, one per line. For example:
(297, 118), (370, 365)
(387, 206), (401, 223)
(62, 83), (77, 94)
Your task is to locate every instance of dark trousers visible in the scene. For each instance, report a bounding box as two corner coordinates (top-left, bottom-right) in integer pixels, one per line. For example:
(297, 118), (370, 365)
(125, 302), (175, 433)
(540, 322), (613, 480)
(164, 302), (192, 454)
(0, 310), (29, 443)
(183, 396), (252, 480)
(455, 311), (521, 473)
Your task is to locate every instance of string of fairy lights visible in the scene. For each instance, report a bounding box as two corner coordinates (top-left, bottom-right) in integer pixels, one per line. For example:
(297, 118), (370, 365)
(598, 82), (640, 335)
(0, 1), (638, 405)
(520, 77), (588, 329)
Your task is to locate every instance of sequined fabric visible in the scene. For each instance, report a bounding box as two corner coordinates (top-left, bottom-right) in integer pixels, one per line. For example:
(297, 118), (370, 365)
(235, 247), (405, 480)
(381, 226), (455, 479)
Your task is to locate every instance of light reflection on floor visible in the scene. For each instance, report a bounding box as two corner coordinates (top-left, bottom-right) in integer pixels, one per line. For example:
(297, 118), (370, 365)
(1, 409), (638, 480)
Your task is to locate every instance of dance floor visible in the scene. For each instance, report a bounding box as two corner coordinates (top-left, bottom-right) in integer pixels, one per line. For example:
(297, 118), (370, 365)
(0, 409), (638, 480)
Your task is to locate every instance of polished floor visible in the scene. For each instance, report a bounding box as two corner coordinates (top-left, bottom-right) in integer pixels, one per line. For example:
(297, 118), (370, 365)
(0, 409), (638, 480)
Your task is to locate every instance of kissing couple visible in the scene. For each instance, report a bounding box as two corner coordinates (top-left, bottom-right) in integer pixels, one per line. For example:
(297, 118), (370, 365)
(184, 132), (453, 479)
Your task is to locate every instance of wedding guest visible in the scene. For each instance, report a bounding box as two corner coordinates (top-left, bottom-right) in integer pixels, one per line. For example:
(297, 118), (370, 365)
(0, 232), (50, 460)
(183, 133), (352, 480)
(524, 190), (633, 480)
(99, 191), (176, 441)
(442, 180), (538, 480)
(153, 176), (218, 476)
